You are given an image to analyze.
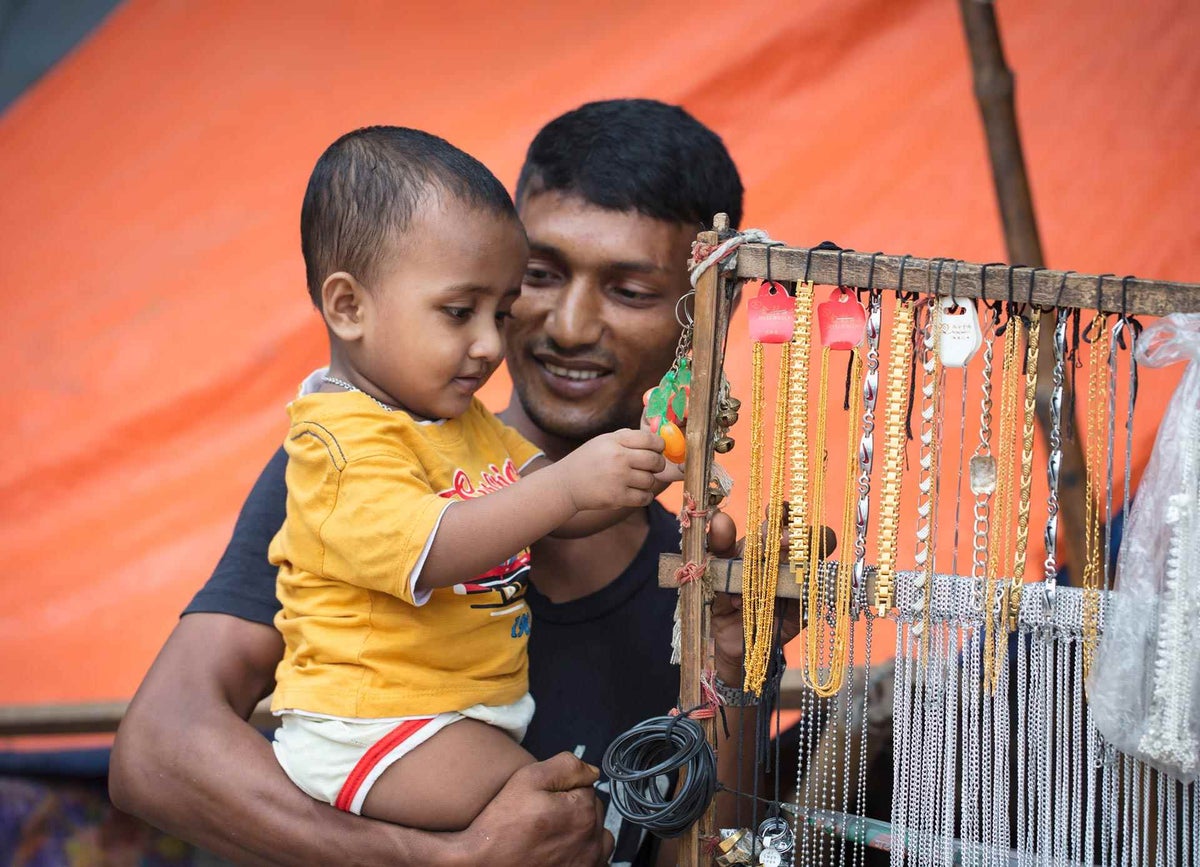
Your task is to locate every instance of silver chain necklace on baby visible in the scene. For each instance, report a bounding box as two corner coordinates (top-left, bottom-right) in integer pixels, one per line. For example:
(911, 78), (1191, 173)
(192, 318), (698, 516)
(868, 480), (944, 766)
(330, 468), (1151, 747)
(322, 375), (398, 413)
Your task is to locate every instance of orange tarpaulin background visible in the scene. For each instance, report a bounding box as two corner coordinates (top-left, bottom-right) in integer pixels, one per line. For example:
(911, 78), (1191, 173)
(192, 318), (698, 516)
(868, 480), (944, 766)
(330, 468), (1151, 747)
(1, 0), (1198, 708)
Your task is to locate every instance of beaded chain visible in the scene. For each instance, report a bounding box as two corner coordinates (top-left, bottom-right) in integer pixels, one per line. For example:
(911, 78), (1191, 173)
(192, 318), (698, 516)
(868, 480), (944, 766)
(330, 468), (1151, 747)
(742, 340), (792, 695)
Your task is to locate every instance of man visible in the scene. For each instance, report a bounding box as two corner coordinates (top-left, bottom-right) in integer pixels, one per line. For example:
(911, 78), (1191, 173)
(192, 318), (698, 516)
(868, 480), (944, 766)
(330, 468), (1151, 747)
(110, 99), (755, 866)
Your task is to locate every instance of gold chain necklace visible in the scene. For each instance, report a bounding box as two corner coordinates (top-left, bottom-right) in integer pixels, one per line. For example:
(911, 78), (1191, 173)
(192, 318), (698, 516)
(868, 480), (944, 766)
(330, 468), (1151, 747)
(742, 339), (792, 695)
(788, 280), (815, 575)
(1007, 313), (1042, 629)
(803, 344), (863, 696)
(872, 297), (918, 615)
(983, 311), (1023, 692)
(1081, 313), (1110, 678)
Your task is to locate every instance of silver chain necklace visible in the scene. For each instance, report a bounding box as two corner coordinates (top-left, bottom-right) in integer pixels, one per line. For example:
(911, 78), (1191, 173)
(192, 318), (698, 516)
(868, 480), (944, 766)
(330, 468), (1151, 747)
(322, 375), (397, 413)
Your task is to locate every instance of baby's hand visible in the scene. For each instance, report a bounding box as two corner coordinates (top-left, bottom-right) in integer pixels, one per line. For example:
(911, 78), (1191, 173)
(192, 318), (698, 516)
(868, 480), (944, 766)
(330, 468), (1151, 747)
(560, 430), (666, 511)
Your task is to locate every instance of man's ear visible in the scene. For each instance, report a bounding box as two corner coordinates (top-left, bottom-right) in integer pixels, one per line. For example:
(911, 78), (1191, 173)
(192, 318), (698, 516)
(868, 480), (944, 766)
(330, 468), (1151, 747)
(322, 272), (368, 341)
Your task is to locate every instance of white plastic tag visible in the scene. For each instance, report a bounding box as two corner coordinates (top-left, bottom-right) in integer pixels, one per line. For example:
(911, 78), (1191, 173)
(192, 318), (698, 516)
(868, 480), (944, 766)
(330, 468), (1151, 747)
(938, 297), (983, 368)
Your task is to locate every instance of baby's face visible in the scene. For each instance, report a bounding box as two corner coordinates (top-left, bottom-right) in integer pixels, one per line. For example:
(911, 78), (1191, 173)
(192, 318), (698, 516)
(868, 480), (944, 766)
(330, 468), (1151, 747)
(359, 198), (528, 420)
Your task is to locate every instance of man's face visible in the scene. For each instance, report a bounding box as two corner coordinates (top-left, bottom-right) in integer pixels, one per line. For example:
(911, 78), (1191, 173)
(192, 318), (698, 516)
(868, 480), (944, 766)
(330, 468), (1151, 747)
(506, 191), (697, 446)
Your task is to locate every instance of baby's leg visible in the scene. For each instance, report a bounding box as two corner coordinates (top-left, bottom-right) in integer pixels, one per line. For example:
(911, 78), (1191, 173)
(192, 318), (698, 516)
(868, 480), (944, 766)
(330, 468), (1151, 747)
(360, 718), (534, 831)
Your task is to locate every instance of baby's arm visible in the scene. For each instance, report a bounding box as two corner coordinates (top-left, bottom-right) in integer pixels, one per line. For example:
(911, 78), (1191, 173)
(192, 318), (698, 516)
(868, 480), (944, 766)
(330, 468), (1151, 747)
(417, 429), (665, 591)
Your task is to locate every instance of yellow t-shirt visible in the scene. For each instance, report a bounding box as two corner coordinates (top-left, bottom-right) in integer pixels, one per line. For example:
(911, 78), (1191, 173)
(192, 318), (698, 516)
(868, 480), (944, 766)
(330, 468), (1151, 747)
(268, 390), (543, 718)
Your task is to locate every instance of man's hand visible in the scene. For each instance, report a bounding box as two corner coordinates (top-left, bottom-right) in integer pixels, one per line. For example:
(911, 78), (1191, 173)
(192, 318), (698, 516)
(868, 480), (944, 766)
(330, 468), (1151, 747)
(466, 753), (613, 866)
(559, 429), (666, 510)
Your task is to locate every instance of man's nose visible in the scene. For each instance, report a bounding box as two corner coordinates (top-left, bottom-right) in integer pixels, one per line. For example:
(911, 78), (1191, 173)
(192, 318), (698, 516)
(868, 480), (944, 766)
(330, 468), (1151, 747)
(544, 279), (603, 349)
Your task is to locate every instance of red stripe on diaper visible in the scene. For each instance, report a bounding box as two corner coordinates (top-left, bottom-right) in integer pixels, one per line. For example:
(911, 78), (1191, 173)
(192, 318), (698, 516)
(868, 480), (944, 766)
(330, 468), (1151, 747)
(334, 717), (434, 812)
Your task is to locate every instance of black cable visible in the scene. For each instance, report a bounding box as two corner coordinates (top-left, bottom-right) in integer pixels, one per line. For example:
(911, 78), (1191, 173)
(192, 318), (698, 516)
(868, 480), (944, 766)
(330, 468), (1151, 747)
(601, 711), (718, 838)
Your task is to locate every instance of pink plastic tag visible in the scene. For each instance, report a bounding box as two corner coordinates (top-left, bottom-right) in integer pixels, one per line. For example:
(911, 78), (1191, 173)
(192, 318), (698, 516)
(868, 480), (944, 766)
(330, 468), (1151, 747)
(817, 288), (867, 349)
(747, 281), (795, 344)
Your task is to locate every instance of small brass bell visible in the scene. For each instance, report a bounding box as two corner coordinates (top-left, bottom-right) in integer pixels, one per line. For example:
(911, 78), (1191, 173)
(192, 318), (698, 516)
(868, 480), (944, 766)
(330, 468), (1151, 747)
(717, 409), (738, 429)
(714, 435), (734, 454)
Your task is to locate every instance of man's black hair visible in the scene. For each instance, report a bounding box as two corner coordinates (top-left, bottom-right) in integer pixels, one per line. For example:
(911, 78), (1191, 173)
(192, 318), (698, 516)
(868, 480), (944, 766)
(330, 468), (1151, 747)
(515, 99), (743, 230)
(301, 125), (516, 308)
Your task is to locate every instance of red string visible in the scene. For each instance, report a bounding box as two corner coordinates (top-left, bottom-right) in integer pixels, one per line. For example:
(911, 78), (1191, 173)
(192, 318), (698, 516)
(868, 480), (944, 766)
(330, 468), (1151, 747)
(669, 669), (722, 720)
(673, 556), (710, 586)
(679, 492), (709, 530)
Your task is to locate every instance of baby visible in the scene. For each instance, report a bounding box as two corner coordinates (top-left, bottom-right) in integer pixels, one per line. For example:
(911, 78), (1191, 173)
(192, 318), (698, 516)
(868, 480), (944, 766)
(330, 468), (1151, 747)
(268, 126), (668, 830)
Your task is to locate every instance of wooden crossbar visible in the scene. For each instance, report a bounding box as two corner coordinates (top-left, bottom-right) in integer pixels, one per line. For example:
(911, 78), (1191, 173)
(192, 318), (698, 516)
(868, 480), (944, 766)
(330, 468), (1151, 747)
(733, 245), (1200, 316)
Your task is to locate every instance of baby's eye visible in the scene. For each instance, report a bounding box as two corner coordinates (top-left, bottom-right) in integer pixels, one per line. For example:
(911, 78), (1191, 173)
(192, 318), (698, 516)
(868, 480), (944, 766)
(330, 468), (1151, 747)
(495, 310), (515, 323)
(444, 307), (473, 321)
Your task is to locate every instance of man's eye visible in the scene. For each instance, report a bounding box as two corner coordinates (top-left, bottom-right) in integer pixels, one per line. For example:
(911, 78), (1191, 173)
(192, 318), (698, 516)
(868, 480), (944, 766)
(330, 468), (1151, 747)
(444, 307), (472, 320)
(612, 285), (654, 303)
(523, 266), (560, 286)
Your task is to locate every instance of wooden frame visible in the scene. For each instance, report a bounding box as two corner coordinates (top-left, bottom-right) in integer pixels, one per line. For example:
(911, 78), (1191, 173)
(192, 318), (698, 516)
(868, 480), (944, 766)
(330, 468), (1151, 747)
(670, 221), (1200, 865)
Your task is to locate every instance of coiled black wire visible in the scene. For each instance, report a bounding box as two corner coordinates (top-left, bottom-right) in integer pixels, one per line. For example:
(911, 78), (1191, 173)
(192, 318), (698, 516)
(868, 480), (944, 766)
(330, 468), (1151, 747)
(601, 711), (717, 838)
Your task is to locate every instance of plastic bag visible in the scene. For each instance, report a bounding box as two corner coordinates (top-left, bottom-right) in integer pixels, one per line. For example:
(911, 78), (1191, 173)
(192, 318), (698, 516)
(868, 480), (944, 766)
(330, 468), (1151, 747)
(1088, 313), (1200, 781)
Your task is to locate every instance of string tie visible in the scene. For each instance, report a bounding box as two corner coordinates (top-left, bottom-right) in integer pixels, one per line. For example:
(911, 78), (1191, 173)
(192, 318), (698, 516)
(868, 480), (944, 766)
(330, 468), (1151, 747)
(679, 492), (709, 529)
(688, 229), (777, 289)
(673, 555), (711, 587)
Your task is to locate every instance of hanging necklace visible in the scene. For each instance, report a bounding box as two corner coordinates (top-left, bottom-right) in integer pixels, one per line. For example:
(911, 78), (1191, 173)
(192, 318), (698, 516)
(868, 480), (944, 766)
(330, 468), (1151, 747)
(852, 286), (883, 603)
(788, 279), (816, 576)
(983, 305), (1023, 692)
(1007, 306), (1042, 630)
(1081, 309), (1110, 679)
(1041, 307), (1070, 597)
(912, 297), (945, 651)
(802, 287), (866, 697)
(322, 375), (398, 413)
(742, 280), (794, 695)
(872, 289), (918, 616)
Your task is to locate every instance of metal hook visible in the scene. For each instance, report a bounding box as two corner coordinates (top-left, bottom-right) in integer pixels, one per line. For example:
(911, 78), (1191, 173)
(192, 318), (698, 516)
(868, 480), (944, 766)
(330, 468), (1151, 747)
(836, 247), (845, 289)
(802, 247), (815, 285)
(675, 292), (695, 328)
(765, 244), (774, 286)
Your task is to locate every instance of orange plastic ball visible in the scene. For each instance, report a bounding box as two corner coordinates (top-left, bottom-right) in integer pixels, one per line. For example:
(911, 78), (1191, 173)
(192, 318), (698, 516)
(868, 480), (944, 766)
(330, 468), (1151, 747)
(659, 421), (686, 464)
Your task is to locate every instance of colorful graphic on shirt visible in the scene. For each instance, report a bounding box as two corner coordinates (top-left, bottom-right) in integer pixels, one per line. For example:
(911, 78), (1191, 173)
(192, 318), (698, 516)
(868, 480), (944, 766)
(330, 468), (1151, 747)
(440, 459), (530, 617)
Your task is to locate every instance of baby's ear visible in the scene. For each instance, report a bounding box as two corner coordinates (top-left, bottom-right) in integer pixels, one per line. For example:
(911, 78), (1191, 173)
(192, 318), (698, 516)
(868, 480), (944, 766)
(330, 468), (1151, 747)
(322, 272), (367, 340)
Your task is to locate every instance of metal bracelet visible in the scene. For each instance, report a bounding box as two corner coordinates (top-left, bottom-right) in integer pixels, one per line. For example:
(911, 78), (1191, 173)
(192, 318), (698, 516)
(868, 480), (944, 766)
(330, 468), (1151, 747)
(712, 675), (760, 707)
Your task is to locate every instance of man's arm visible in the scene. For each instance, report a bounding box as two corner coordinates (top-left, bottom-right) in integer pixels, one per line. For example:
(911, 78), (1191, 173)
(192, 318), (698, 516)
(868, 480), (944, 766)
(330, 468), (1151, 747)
(110, 613), (612, 866)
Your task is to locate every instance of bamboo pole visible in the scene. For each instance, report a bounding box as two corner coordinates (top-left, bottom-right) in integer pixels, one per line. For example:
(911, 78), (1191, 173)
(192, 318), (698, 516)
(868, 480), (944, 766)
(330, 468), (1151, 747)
(677, 215), (736, 866)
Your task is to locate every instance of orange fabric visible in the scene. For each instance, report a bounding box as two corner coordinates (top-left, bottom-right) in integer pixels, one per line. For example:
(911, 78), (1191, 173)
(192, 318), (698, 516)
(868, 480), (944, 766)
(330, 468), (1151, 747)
(0, 0), (1197, 705)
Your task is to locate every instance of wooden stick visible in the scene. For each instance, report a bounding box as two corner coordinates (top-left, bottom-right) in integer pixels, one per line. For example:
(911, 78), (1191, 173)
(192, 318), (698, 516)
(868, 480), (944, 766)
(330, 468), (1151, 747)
(677, 216), (735, 866)
(732, 246), (1200, 315)
(958, 0), (1044, 269)
(0, 698), (276, 737)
